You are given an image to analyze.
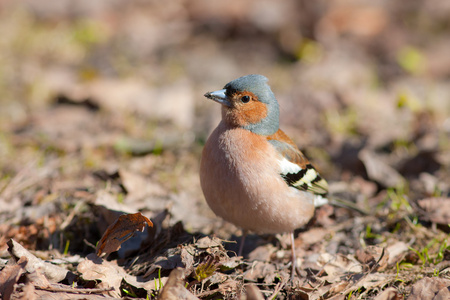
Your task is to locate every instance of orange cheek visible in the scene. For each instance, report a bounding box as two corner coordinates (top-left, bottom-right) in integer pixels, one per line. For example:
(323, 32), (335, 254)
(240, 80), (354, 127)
(240, 101), (268, 124)
(223, 91), (268, 127)
(224, 101), (268, 127)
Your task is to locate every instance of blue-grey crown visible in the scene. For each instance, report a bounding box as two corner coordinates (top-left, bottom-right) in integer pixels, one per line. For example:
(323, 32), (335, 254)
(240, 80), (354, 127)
(225, 74), (280, 136)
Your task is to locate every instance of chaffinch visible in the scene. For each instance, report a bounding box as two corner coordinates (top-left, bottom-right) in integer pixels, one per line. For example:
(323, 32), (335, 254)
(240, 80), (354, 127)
(200, 74), (331, 280)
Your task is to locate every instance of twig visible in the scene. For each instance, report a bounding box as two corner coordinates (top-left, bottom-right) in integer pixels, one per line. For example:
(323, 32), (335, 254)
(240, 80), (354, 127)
(35, 285), (114, 294)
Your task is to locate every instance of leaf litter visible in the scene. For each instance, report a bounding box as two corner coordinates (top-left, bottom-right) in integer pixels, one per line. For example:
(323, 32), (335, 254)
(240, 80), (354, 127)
(1, 0), (450, 299)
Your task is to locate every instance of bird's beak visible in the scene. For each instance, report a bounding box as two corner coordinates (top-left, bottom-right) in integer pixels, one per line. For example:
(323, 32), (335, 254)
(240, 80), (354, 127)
(204, 89), (232, 107)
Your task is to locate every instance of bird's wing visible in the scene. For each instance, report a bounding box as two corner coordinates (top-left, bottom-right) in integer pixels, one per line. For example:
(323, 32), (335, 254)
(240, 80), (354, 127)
(267, 130), (328, 195)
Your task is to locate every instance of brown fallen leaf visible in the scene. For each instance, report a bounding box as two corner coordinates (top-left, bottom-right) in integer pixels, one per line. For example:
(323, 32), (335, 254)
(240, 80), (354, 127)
(327, 280), (349, 296)
(243, 261), (277, 284)
(96, 212), (153, 258)
(302, 284), (334, 300)
(195, 236), (224, 249)
(373, 287), (402, 300)
(299, 227), (331, 246)
(219, 256), (241, 271)
(27, 269), (51, 288)
(77, 253), (123, 297)
(326, 294), (346, 300)
(0, 256), (28, 300)
(418, 197), (450, 225)
(180, 247), (195, 276)
(119, 169), (166, 201)
(386, 241), (409, 266)
(408, 277), (450, 300)
(21, 282), (36, 300)
(343, 273), (394, 298)
(159, 268), (198, 300)
(317, 253), (363, 278)
(356, 246), (389, 271)
(359, 149), (404, 188)
(248, 243), (278, 262)
(244, 284), (264, 300)
(7, 239), (72, 283)
(78, 253), (161, 296)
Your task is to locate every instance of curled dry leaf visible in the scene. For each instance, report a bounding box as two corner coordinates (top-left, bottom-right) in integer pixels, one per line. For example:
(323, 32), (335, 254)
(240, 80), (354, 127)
(356, 246), (389, 271)
(96, 212), (153, 258)
(7, 239), (72, 283)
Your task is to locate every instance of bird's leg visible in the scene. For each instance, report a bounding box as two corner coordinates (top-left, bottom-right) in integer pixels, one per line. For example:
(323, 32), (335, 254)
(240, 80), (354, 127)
(290, 231), (296, 281)
(238, 230), (248, 257)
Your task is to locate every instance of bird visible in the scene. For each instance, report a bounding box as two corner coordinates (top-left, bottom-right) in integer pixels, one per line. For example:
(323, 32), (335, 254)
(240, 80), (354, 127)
(200, 74), (331, 281)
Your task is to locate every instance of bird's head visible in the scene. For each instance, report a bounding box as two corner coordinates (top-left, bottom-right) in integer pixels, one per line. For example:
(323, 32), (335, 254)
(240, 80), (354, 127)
(204, 74), (280, 136)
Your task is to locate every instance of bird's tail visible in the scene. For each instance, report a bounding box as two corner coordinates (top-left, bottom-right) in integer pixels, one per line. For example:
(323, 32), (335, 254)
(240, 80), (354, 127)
(314, 195), (369, 215)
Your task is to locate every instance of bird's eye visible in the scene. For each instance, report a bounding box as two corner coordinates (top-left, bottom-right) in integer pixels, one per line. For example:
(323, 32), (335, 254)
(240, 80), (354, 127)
(241, 95), (251, 103)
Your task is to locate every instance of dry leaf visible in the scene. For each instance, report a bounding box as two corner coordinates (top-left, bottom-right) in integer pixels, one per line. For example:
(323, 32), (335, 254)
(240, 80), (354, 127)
(244, 284), (264, 300)
(77, 254), (123, 297)
(27, 269), (51, 288)
(418, 197), (450, 225)
(327, 281), (349, 295)
(317, 253), (363, 278)
(180, 247), (195, 276)
(248, 243), (277, 262)
(359, 149), (404, 188)
(327, 294), (346, 300)
(243, 261), (277, 283)
(386, 241), (409, 266)
(96, 212), (153, 257)
(343, 273), (393, 297)
(79, 253), (162, 296)
(119, 169), (166, 200)
(95, 190), (137, 218)
(356, 246), (389, 271)
(216, 279), (240, 298)
(299, 227), (330, 246)
(21, 282), (36, 300)
(159, 268), (198, 300)
(195, 236), (224, 249)
(220, 256), (241, 271)
(0, 256), (28, 300)
(7, 239), (72, 283)
(408, 277), (450, 300)
(373, 287), (402, 300)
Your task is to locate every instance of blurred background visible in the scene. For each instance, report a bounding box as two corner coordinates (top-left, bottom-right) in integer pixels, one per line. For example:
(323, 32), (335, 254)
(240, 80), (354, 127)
(0, 0), (449, 245)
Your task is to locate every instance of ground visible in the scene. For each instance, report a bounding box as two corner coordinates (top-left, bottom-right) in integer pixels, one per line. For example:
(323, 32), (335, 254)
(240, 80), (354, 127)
(0, 1), (449, 299)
